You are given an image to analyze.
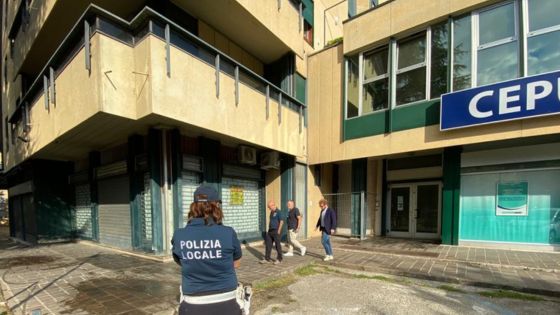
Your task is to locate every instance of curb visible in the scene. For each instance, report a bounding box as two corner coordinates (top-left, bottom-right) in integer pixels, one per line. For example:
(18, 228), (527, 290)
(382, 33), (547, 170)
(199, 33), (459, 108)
(318, 260), (560, 298)
(329, 245), (560, 274)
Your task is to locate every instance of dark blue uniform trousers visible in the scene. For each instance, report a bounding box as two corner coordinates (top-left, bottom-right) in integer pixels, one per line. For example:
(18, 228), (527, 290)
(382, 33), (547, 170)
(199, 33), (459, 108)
(265, 229), (282, 261)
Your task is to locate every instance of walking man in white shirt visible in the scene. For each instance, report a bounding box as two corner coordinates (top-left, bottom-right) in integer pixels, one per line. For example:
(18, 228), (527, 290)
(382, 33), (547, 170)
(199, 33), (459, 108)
(284, 200), (306, 257)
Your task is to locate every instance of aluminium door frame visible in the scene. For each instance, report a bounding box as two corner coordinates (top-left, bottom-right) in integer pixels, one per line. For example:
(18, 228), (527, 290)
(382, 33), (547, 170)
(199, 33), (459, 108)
(387, 181), (442, 239)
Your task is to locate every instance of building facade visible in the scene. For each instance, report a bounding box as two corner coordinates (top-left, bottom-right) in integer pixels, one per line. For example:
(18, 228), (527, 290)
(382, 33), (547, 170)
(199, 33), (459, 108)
(0, 0), (323, 254)
(3, 0), (559, 254)
(308, 0), (560, 250)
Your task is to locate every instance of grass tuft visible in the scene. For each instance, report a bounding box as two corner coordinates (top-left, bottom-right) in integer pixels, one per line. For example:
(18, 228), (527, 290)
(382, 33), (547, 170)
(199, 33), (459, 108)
(294, 264), (319, 277)
(478, 290), (544, 301)
(438, 285), (465, 293)
(254, 276), (297, 292)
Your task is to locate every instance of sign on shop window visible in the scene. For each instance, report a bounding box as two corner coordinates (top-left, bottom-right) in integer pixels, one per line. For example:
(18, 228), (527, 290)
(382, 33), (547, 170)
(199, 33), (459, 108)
(230, 186), (244, 206)
(496, 182), (528, 216)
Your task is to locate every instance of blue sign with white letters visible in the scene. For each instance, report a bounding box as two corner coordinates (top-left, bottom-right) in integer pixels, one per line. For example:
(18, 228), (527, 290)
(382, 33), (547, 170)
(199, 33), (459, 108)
(440, 70), (560, 131)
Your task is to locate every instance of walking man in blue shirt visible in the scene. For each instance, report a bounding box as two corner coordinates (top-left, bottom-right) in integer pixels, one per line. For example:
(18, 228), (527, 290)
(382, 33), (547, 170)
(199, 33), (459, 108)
(260, 200), (283, 264)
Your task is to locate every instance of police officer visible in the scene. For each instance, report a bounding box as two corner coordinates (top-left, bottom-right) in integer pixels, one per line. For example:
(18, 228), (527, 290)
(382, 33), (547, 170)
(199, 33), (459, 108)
(172, 185), (243, 314)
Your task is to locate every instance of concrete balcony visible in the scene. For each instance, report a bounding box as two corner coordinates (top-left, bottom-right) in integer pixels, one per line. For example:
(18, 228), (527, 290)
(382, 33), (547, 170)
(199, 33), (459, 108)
(171, 0), (304, 62)
(4, 5), (307, 171)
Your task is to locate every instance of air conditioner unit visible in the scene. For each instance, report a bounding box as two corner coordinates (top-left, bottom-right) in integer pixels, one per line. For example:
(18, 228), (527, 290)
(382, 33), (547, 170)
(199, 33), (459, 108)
(261, 151), (280, 170)
(238, 145), (257, 165)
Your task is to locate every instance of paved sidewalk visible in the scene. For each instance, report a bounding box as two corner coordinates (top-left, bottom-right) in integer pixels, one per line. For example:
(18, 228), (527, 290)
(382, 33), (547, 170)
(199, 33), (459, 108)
(2, 229), (560, 314)
(0, 233), (313, 314)
(308, 236), (560, 297)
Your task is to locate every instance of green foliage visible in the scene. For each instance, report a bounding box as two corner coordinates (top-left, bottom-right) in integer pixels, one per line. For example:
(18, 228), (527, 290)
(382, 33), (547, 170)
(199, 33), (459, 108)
(438, 285), (465, 293)
(478, 290), (544, 301)
(294, 264), (319, 276)
(327, 37), (343, 47)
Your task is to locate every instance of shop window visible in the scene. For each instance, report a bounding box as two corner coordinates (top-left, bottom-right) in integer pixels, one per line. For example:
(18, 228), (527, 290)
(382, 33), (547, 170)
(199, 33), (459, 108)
(526, 0), (560, 75)
(452, 15), (472, 91)
(295, 73), (306, 105)
(396, 33), (427, 105)
(460, 169), (560, 245)
(476, 2), (519, 86)
(314, 165), (321, 186)
(362, 47), (389, 112)
(345, 55), (359, 118)
(430, 22), (449, 99)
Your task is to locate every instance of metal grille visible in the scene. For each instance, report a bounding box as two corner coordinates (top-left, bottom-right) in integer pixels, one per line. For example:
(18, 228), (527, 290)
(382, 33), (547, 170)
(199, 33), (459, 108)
(181, 170), (200, 225)
(221, 177), (262, 240)
(323, 192), (368, 239)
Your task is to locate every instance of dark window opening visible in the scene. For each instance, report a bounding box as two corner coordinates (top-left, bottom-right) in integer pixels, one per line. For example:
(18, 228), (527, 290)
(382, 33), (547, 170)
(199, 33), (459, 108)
(304, 20), (313, 45)
(314, 165), (321, 186)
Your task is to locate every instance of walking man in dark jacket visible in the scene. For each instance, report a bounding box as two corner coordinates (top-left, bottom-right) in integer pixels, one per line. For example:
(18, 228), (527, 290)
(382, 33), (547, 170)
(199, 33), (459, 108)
(260, 200), (284, 264)
(315, 199), (336, 261)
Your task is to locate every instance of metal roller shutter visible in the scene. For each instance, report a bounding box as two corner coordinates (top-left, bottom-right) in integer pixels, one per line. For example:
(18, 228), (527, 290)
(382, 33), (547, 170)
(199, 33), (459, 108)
(98, 175), (131, 249)
(181, 170), (200, 226)
(221, 177), (263, 240)
(75, 184), (93, 239)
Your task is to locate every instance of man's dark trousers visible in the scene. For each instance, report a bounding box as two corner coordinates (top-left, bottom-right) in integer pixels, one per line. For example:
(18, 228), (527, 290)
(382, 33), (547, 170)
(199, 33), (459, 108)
(265, 229), (282, 261)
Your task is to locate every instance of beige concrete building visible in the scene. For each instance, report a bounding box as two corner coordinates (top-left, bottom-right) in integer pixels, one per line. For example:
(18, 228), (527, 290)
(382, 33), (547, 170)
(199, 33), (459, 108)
(5, 0), (559, 254)
(0, 0), (324, 254)
(308, 0), (560, 250)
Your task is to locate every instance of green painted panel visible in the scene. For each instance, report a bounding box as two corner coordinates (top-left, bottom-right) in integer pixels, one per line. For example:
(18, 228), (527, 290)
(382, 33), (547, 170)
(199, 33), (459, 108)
(33, 160), (74, 240)
(170, 129), (183, 230)
(89, 151), (101, 241)
(344, 111), (388, 140)
(348, 0), (356, 17)
(199, 137), (222, 194)
(391, 100), (440, 132)
(128, 136), (141, 249)
(295, 73), (306, 104)
(441, 147), (461, 245)
(351, 158), (367, 236)
(344, 100), (441, 141)
(302, 0), (314, 25)
(280, 155), (295, 241)
(148, 129), (164, 253)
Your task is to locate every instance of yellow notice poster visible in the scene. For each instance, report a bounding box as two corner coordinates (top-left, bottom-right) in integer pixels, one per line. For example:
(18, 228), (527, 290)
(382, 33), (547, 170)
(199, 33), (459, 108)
(230, 186), (244, 205)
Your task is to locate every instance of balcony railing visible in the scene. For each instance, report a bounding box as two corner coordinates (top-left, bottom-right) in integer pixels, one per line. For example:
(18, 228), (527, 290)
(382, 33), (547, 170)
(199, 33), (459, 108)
(9, 5), (307, 131)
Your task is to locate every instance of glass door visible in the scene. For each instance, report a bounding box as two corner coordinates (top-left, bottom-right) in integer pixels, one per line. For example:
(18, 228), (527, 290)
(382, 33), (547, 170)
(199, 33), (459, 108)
(388, 182), (441, 239)
(414, 183), (441, 239)
(389, 186), (412, 237)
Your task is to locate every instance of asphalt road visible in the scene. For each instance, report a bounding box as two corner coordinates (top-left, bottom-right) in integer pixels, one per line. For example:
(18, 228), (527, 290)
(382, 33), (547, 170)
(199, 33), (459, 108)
(253, 268), (560, 315)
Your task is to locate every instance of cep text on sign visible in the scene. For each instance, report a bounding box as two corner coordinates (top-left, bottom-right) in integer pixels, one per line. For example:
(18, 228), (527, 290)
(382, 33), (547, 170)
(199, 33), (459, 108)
(440, 71), (560, 131)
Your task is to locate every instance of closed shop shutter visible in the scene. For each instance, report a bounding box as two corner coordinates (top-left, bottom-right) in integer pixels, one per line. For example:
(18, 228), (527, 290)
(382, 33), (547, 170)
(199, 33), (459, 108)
(75, 184), (93, 239)
(221, 176), (263, 240)
(181, 170), (200, 226)
(98, 175), (131, 249)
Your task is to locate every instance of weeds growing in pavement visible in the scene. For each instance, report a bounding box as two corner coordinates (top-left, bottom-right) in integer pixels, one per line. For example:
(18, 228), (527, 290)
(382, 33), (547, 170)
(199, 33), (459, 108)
(438, 285), (465, 293)
(478, 290), (544, 301)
